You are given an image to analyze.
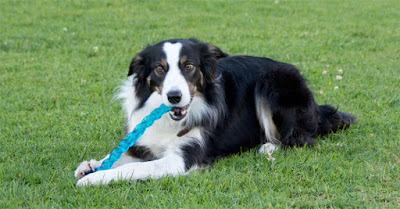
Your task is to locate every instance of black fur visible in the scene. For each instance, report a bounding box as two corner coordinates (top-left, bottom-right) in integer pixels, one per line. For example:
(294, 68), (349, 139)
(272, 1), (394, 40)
(127, 145), (157, 161)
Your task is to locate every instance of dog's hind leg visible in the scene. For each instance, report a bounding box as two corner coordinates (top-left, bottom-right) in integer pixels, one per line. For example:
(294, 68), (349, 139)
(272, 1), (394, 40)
(255, 63), (320, 147)
(255, 96), (280, 155)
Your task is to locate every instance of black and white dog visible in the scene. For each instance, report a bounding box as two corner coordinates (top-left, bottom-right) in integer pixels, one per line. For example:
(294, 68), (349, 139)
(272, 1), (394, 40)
(75, 39), (355, 186)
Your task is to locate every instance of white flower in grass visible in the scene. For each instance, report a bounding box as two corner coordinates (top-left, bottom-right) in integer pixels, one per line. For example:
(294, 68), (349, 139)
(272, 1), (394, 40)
(334, 86), (339, 90)
(63, 27), (68, 32)
(322, 70), (328, 75)
(319, 90), (324, 95)
(338, 69), (343, 74)
(275, 0), (279, 4)
(336, 75), (342, 80)
(93, 46), (99, 53)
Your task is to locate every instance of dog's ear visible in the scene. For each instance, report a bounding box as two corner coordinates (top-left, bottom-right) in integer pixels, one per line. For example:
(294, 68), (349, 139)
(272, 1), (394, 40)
(128, 55), (144, 77)
(208, 44), (229, 59)
(200, 44), (228, 83)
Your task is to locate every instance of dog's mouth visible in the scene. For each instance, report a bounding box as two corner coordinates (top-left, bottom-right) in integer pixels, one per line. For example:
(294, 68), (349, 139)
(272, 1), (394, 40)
(169, 104), (189, 121)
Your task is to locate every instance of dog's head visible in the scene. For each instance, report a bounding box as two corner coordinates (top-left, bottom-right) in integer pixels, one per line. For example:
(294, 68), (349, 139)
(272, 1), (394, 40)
(128, 39), (228, 121)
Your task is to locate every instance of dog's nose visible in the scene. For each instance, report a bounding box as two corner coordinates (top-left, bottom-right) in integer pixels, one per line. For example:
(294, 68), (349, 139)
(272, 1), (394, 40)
(167, 90), (182, 104)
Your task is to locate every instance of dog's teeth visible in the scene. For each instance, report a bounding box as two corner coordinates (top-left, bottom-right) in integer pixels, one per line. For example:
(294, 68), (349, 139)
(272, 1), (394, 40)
(181, 109), (187, 115)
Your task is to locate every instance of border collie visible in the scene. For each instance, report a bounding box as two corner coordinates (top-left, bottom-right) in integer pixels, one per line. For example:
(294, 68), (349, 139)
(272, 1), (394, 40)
(75, 39), (356, 186)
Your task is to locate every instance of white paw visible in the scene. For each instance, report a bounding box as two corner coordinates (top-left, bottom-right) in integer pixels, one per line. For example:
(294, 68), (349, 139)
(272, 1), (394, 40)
(76, 170), (116, 187)
(74, 159), (102, 179)
(258, 142), (278, 155)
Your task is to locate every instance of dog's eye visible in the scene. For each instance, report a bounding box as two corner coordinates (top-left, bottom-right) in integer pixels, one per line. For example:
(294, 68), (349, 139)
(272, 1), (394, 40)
(185, 64), (194, 71)
(155, 66), (164, 73)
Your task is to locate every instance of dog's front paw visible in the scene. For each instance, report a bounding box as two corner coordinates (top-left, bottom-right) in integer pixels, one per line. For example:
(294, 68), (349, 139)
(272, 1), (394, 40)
(74, 159), (102, 179)
(76, 170), (114, 186)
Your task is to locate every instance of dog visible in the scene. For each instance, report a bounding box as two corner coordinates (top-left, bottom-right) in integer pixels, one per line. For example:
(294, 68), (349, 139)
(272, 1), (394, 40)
(74, 39), (356, 186)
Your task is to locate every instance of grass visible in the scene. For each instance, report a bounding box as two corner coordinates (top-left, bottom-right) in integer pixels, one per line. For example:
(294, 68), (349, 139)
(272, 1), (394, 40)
(1, 0), (399, 207)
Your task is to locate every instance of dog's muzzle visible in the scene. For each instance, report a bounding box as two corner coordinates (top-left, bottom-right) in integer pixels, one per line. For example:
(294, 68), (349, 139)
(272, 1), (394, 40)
(169, 104), (189, 121)
(166, 90), (191, 121)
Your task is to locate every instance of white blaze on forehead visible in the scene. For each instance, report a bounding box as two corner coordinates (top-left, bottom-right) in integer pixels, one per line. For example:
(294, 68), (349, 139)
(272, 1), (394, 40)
(162, 42), (191, 107)
(163, 42), (182, 69)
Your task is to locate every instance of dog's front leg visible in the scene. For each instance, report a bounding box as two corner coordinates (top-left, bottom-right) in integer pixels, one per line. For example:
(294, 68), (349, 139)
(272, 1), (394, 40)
(74, 153), (142, 179)
(76, 153), (185, 186)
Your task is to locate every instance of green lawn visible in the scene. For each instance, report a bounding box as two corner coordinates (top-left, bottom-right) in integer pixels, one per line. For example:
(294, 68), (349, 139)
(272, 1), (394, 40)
(1, 0), (399, 207)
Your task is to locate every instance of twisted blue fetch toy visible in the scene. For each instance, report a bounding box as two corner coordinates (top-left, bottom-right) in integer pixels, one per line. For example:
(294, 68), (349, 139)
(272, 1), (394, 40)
(95, 104), (172, 171)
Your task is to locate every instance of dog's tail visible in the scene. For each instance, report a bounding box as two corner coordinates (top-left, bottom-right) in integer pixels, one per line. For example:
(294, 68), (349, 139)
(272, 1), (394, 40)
(317, 105), (356, 136)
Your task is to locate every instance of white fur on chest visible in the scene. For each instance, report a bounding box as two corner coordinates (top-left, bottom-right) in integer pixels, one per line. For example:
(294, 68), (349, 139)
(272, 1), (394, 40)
(117, 75), (202, 158)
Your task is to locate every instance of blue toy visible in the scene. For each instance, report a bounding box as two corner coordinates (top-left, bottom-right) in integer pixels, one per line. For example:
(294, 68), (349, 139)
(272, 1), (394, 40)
(95, 104), (172, 171)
